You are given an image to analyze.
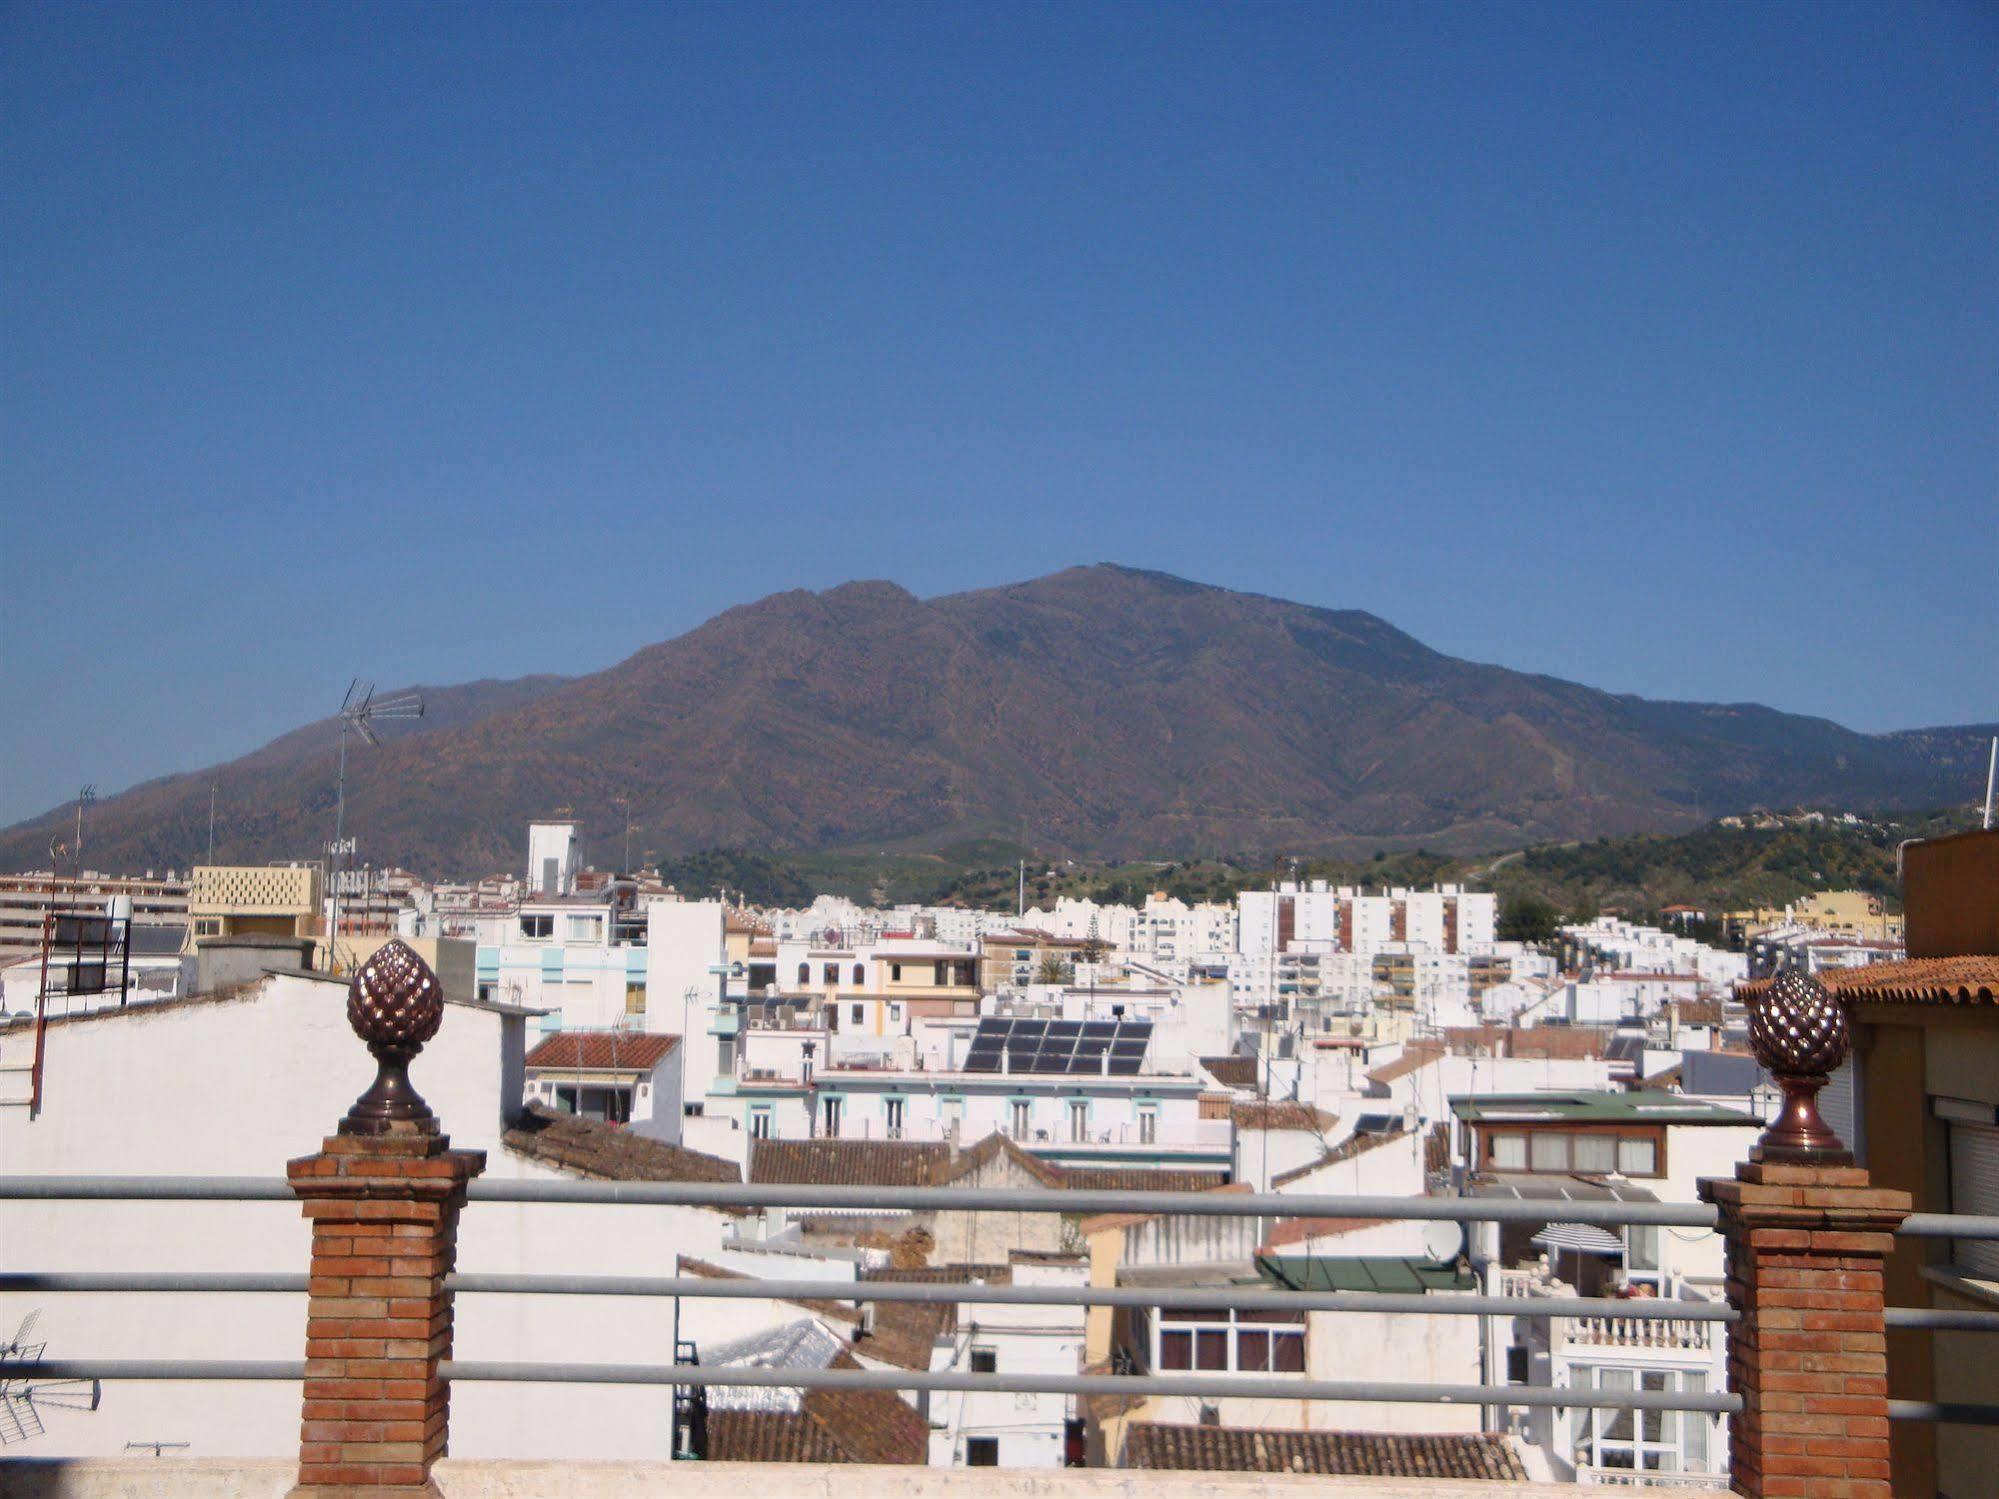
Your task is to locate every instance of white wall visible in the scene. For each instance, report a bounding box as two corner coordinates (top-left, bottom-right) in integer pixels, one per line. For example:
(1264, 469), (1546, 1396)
(0, 972), (758, 1461)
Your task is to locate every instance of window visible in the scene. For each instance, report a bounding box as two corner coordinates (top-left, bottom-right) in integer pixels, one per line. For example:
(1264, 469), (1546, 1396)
(1138, 1106), (1158, 1145)
(717, 1037), (734, 1076)
(749, 1107), (772, 1140)
(890, 963), (903, 982)
(966, 1437), (999, 1467)
(852, 963), (865, 985)
(1573, 1134), (1617, 1174)
(797, 963), (810, 985)
(889, 1003), (902, 1024)
(1156, 1309), (1304, 1373)
(624, 982), (646, 1017)
(886, 1097), (905, 1140)
(1069, 1100), (1090, 1143)
(969, 1348), (996, 1374)
(1529, 1132), (1567, 1172)
(1569, 1365), (1716, 1476)
(824, 963), (840, 986)
(1010, 1100), (1031, 1138)
(821, 1096), (843, 1138)
(851, 1003), (864, 1025)
(1616, 1136), (1659, 1177)
(519, 914), (553, 940)
(942, 1097), (965, 1137)
(1506, 1345), (1531, 1384)
(566, 914), (602, 943)
(1490, 1133), (1527, 1170)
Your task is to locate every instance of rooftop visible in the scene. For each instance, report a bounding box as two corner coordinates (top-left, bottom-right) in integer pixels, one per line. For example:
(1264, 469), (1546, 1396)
(524, 1030), (681, 1071)
(501, 1103), (741, 1184)
(1738, 954), (1999, 1006)
(1257, 1255), (1477, 1295)
(1448, 1089), (1758, 1126)
(1120, 1424), (1528, 1481)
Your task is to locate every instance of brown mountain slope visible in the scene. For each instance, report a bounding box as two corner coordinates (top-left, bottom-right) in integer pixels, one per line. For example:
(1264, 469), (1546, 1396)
(1, 566), (1987, 875)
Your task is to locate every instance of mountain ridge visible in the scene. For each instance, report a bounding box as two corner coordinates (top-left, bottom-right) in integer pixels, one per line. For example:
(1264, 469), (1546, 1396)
(2, 565), (1990, 877)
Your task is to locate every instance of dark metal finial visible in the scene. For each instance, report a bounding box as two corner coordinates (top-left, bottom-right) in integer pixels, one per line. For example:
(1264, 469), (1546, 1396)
(1746, 968), (1852, 1163)
(342, 938), (445, 1134)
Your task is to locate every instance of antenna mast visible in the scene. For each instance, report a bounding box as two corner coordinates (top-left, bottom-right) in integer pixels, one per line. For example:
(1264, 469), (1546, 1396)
(328, 680), (424, 973)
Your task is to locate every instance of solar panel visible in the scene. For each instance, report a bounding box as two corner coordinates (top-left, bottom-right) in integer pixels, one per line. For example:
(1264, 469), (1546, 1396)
(1012, 1019), (1048, 1037)
(1047, 1021), (1082, 1038)
(1082, 1021), (1117, 1037)
(1108, 1054), (1144, 1075)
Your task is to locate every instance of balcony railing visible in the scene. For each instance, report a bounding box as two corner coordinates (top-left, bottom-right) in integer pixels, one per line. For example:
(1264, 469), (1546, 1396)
(6, 1174), (1999, 1489)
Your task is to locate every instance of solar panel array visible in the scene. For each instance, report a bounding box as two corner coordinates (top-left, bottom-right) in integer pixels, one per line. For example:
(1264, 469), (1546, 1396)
(963, 1017), (1153, 1075)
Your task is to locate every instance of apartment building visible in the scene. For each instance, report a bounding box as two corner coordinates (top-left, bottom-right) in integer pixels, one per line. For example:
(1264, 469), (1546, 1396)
(0, 870), (189, 963)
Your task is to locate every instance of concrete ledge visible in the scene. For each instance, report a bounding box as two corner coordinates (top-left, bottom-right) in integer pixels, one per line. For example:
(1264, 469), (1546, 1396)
(0, 1460), (1730, 1498)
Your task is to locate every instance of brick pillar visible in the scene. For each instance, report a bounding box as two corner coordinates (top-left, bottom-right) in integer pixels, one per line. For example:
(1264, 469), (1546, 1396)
(287, 1120), (484, 1497)
(1699, 1162), (1910, 1499)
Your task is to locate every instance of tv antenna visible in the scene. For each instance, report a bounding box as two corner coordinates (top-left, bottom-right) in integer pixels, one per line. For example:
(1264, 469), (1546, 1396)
(328, 680), (424, 972)
(73, 786), (95, 861)
(0, 1312), (102, 1445)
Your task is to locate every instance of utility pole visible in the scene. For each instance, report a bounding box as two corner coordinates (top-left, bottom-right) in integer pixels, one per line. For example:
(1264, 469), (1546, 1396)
(1017, 860), (1025, 918)
(206, 782), (218, 864)
(75, 786), (96, 863)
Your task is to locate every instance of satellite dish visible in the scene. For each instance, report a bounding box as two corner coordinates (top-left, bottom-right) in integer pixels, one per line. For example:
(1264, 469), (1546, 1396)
(1421, 1220), (1466, 1265)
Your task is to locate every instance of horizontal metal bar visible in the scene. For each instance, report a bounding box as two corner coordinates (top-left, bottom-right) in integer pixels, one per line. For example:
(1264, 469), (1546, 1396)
(0, 1358), (1738, 1411)
(11, 1174), (1999, 1237)
(0, 1270), (1737, 1322)
(1886, 1307), (1999, 1332)
(1889, 1399), (1999, 1426)
(21, 1358), (1999, 1423)
(454, 1361), (1747, 1413)
(0, 1175), (1717, 1226)
(1898, 1213), (1999, 1240)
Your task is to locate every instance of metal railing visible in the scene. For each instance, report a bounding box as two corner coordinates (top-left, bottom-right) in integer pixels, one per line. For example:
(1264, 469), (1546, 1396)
(5, 1174), (1999, 1431)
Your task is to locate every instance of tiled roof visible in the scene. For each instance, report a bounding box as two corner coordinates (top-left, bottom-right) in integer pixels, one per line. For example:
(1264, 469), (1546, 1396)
(1120, 1423), (1527, 1479)
(1738, 955), (1999, 1006)
(702, 1337), (928, 1464)
(1200, 1055), (1260, 1089)
(749, 1133), (1225, 1196)
(1259, 1216), (1390, 1250)
(938, 1131), (1066, 1187)
(1443, 1024), (1613, 1060)
(1061, 1166), (1231, 1193)
(750, 1138), (953, 1187)
(1365, 1041), (1444, 1086)
(501, 1103), (740, 1185)
(523, 1031), (679, 1071)
(1232, 1100), (1338, 1133)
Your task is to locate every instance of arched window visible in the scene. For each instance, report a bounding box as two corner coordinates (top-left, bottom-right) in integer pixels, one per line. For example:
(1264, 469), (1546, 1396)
(797, 962), (810, 986)
(853, 963), (866, 986)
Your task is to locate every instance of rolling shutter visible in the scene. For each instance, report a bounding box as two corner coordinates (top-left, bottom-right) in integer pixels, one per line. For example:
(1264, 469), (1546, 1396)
(1948, 1122), (1999, 1279)
(1819, 1059), (1861, 1165)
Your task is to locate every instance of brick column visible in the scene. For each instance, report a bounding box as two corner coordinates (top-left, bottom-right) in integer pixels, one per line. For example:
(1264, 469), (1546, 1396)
(287, 1120), (484, 1497)
(1699, 1161), (1910, 1499)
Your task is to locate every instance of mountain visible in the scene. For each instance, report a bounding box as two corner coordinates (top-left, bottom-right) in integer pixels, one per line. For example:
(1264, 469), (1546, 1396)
(1, 566), (1990, 876)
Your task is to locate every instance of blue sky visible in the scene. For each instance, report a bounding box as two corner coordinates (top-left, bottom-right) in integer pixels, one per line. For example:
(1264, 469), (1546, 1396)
(2, 2), (1994, 827)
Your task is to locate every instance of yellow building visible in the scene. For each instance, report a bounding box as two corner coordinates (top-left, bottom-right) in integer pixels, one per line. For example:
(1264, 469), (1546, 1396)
(1726, 888), (1903, 942)
(186, 864), (324, 955)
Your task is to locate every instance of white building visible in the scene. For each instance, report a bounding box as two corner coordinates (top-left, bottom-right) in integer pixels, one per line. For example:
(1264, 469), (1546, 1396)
(0, 964), (750, 1461)
(928, 1253), (1088, 1468)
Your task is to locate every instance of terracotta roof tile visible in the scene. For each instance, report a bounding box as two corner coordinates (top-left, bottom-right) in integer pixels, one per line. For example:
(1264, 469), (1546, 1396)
(1120, 1423), (1527, 1479)
(502, 1104), (740, 1186)
(750, 1139), (953, 1188)
(1060, 1166), (1231, 1194)
(524, 1031), (679, 1071)
(1201, 1055), (1261, 1089)
(1738, 955), (1999, 1006)
(704, 1347), (928, 1464)
(1232, 1100), (1339, 1133)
